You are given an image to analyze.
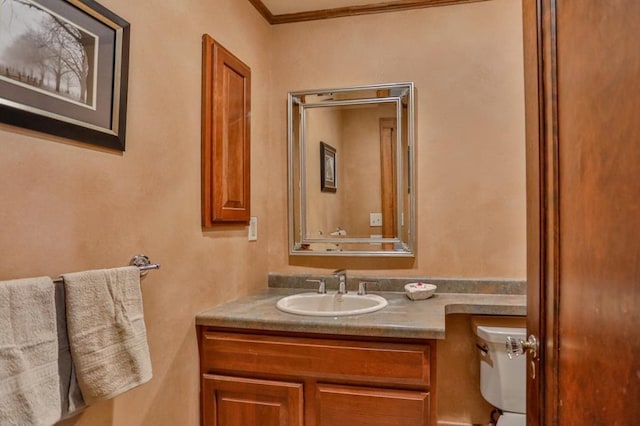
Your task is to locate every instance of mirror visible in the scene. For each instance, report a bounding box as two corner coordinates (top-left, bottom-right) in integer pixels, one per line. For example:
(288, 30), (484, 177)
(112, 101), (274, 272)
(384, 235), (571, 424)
(288, 82), (415, 256)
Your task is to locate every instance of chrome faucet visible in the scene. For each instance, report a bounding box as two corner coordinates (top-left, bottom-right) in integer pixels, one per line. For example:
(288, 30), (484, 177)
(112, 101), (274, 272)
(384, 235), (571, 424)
(333, 269), (347, 294)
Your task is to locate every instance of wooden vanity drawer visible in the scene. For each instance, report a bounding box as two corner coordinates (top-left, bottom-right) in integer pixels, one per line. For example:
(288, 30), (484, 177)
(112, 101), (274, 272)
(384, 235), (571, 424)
(201, 330), (431, 386)
(316, 383), (430, 426)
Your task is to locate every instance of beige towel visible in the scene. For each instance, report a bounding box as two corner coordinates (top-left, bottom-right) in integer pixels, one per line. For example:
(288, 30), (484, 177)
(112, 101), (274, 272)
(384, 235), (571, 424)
(62, 266), (152, 404)
(0, 276), (61, 426)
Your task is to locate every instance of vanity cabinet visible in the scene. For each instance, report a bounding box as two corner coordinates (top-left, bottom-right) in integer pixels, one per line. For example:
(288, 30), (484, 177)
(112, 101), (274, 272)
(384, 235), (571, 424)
(198, 327), (436, 426)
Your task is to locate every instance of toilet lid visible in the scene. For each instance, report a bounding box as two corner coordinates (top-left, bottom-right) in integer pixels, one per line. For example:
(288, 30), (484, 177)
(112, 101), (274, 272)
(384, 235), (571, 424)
(496, 412), (526, 426)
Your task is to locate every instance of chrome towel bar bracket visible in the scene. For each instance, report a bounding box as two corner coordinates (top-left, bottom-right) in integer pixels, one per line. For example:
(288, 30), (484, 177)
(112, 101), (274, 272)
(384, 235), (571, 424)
(52, 254), (160, 284)
(129, 254), (160, 276)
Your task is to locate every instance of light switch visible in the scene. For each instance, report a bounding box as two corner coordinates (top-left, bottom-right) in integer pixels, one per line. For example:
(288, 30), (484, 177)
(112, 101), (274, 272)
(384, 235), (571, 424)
(248, 216), (257, 241)
(369, 213), (383, 227)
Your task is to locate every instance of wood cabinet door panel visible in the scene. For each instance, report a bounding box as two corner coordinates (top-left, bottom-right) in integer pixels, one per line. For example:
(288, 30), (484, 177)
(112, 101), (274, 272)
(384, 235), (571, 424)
(201, 35), (251, 225)
(202, 374), (303, 426)
(201, 331), (431, 386)
(316, 383), (429, 426)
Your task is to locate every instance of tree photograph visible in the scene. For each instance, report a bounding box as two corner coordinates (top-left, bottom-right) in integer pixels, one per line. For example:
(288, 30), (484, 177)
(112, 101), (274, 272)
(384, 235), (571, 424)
(0, 0), (97, 107)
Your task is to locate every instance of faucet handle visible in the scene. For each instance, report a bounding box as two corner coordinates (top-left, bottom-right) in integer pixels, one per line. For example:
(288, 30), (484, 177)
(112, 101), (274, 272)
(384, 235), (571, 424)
(306, 279), (326, 294)
(358, 281), (376, 295)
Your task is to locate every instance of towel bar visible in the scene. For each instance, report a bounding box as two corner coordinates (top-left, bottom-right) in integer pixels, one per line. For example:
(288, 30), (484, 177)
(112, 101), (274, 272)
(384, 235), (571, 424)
(52, 254), (160, 284)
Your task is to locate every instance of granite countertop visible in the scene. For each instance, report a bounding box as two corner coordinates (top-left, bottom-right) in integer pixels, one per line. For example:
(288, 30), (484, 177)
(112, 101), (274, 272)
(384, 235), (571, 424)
(195, 287), (526, 340)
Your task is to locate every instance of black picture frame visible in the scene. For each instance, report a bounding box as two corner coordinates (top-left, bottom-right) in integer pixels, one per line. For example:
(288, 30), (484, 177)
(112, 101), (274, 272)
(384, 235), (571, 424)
(0, 0), (130, 151)
(320, 141), (337, 193)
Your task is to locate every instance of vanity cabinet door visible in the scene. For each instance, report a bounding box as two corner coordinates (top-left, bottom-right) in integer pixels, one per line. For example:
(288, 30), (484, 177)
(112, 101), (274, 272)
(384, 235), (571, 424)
(315, 383), (430, 426)
(202, 374), (303, 426)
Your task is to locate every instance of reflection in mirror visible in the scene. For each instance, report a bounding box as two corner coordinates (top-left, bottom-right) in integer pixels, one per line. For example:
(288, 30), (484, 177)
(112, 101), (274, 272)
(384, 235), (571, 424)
(288, 82), (415, 256)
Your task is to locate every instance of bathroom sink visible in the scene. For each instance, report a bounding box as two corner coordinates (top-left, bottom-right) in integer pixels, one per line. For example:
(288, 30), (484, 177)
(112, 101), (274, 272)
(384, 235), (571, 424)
(276, 292), (388, 316)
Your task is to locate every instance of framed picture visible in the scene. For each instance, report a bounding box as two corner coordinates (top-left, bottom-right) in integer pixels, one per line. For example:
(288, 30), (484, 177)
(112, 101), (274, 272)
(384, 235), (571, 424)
(0, 0), (130, 150)
(320, 141), (337, 193)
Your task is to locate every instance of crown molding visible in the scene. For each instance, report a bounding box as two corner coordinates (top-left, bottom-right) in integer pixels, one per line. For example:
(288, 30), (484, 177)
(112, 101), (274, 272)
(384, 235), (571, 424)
(249, 0), (490, 25)
(248, 0), (275, 23)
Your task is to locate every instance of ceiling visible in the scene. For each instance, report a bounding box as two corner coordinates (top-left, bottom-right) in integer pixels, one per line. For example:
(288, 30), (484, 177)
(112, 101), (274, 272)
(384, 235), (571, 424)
(249, 0), (484, 24)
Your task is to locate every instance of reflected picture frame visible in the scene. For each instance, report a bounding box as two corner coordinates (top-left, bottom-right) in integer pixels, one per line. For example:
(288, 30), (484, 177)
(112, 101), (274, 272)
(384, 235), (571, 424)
(320, 141), (337, 193)
(0, 0), (130, 150)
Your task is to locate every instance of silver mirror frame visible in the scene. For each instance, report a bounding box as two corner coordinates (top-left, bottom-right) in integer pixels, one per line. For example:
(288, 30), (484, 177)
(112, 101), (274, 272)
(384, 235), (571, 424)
(287, 82), (416, 257)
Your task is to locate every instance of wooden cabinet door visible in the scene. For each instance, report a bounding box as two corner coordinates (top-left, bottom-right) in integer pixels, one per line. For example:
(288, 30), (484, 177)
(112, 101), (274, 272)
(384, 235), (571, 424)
(315, 384), (430, 426)
(202, 374), (303, 426)
(201, 35), (251, 225)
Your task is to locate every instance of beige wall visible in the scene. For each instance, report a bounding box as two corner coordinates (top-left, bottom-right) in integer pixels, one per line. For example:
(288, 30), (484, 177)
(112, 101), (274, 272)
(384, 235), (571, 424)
(0, 0), (270, 424)
(268, 0), (526, 277)
(437, 315), (494, 423)
(0, 0), (525, 424)
(269, 6), (528, 421)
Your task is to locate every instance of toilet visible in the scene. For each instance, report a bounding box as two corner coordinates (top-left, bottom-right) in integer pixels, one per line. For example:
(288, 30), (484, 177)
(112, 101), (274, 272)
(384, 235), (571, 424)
(474, 324), (527, 426)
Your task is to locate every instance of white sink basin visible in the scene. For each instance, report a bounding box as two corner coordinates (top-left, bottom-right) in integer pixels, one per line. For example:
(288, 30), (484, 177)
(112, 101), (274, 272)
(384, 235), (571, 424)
(276, 292), (388, 316)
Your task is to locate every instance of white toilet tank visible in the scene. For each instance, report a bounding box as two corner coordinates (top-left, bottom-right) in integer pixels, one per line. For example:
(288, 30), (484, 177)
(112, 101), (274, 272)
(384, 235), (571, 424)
(475, 325), (526, 414)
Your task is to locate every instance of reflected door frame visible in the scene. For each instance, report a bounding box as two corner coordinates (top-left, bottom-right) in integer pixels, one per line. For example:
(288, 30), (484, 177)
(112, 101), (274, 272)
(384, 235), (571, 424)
(379, 117), (397, 250)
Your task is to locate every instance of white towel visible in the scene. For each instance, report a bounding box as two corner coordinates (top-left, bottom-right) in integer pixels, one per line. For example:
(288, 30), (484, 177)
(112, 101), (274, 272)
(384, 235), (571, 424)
(62, 266), (153, 404)
(0, 276), (61, 426)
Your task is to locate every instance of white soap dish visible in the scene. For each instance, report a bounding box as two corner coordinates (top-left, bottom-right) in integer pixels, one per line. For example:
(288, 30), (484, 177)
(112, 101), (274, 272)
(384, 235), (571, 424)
(404, 282), (437, 300)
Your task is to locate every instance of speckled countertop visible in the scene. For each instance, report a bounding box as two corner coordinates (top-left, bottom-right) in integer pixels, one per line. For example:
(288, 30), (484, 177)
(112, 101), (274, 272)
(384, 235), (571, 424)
(195, 285), (526, 340)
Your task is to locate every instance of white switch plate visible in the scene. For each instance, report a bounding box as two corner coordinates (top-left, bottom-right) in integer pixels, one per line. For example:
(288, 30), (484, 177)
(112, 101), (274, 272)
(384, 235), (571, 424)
(248, 216), (257, 241)
(369, 212), (383, 227)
